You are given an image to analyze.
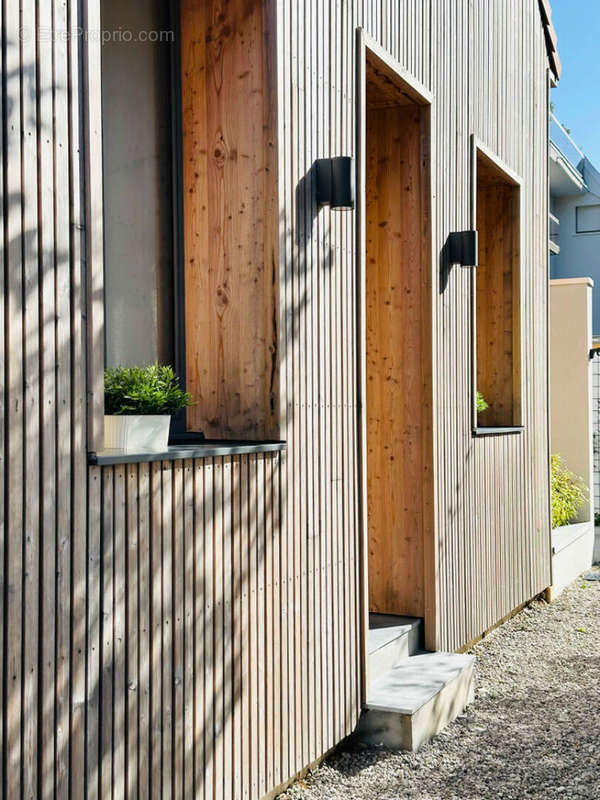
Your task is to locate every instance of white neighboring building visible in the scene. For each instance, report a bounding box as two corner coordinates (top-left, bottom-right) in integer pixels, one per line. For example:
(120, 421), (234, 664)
(549, 114), (600, 524)
(550, 116), (600, 328)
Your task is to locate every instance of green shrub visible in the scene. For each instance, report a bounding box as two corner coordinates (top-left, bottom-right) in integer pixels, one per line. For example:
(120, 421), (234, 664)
(551, 454), (587, 529)
(104, 364), (193, 416)
(476, 391), (488, 413)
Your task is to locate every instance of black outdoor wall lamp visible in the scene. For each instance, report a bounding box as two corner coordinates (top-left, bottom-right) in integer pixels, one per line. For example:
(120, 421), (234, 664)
(316, 156), (355, 210)
(448, 230), (478, 267)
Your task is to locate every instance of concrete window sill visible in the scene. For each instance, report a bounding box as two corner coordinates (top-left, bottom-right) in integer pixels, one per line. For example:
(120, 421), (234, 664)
(472, 426), (524, 437)
(88, 440), (287, 466)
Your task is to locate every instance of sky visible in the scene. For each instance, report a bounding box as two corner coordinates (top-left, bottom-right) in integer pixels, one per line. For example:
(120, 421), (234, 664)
(550, 1), (600, 166)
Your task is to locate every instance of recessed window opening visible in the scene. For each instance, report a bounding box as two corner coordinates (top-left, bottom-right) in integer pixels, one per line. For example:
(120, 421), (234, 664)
(475, 148), (522, 428)
(365, 48), (432, 617)
(101, 0), (175, 368)
(100, 0), (278, 441)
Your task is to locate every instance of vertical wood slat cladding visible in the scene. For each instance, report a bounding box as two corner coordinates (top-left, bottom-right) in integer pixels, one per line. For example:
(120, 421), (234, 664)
(2, 1), (550, 800)
(1, 0), (88, 795)
(181, 0), (279, 439)
(84, 454), (299, 800)
(82, 451), (356, 800)
(429, 0), (551, 651)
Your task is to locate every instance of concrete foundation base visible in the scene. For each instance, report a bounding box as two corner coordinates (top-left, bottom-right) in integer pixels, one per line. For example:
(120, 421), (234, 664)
(356, 652), (475, 751)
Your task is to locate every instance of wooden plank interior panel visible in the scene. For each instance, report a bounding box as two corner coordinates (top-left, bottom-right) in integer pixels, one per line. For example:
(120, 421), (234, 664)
(365, 99), (428, 617)
(181, 0), (278, 439)
(476, 169), (521, 428)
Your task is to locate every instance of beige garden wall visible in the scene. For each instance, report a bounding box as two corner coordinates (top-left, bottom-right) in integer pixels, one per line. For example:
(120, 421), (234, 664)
(550, 278), (594, 523)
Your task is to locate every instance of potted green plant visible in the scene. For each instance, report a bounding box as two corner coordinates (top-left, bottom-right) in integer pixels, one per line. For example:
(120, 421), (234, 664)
(476, 391), (488, 413)
(104, 364), (193, 452)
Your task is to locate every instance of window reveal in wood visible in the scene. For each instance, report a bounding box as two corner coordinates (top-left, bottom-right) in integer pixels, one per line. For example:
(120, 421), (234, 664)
(180, 0), (278, 439)
(475, 147), (522, 428)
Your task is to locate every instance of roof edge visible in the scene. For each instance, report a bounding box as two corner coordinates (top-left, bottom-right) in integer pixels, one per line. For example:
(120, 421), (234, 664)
(538, 0), (561, 81)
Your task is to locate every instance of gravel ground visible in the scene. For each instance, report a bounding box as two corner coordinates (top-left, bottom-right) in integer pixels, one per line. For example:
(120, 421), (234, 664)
(279, 569), (600, 800)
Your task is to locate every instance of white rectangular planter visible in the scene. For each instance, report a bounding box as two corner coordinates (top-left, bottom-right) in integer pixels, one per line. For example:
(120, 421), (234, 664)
(551, 521), (595, 597)
(104, 415), (171, 453)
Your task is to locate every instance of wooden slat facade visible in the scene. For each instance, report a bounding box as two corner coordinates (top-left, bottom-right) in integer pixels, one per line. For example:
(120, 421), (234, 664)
(86, 454), (301, 799)
(1, 1), (552, 799)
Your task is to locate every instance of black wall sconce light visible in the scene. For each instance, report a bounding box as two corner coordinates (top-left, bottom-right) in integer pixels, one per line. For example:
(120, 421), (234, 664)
(448, 230), (478, 267)
(316, 156), (355, 210)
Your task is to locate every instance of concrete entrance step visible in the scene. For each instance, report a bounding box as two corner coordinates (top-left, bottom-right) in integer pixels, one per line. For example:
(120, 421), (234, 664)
(368, 614), (422, 676)
(357, 651), (475, 751)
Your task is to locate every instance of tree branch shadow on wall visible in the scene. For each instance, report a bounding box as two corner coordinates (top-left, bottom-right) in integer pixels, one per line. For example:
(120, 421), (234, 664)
(5, 20), (356, 795)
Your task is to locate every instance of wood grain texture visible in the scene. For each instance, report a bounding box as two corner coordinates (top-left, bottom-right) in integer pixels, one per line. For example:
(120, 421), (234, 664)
(476, 171), (521, 427)
(181, 0), (278, 439)
(365, 95), (430, 617)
